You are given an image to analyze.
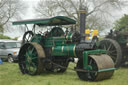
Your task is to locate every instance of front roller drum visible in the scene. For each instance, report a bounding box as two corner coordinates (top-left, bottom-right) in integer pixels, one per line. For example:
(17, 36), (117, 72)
(18, 42), (46, 75)
(76, 54), (115, 81)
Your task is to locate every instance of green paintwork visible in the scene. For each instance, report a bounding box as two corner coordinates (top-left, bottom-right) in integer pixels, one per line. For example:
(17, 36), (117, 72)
(66, 32), (73, 42)
(51, 44), (76, 57)
(27, 28), (114, 74)
(30, 33), (77, 57)
(83, 49), (106, 70)
(12, 16), (76, 26)
(82, 49), (116, 73)
(42, 37), (66, 47)
(30, 33), (111, 73)
(31, 34), (42, 44)
(25, 46), (38, 75)
(98, 68), (116, 72)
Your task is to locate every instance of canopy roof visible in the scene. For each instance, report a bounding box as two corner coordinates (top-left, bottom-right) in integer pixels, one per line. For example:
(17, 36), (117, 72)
(12, 16), (76, 26)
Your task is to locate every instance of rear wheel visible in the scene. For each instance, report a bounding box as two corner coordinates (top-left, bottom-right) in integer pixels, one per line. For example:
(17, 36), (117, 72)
(18, 42), (46, 75)
(98, 38), (122, 68)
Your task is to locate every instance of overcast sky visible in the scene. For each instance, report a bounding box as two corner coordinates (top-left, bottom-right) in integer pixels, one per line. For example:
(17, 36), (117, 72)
(23, 0), (40, 19)
(4, 0), (40, 38)
(23, 0), (128, 19)
(4, 0), (128, 39)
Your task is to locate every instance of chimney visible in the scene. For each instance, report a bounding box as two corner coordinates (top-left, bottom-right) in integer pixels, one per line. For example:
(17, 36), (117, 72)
(79, 7), (86, 35)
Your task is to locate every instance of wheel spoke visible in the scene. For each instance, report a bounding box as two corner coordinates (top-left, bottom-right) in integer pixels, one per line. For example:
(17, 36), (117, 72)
(26, 51), (29, 57)
(25, 60), (30, 70)
(89, 58), (93, 65)
(29, 64), (36, 72)
(31, 57), (37, 60)
(31, 63), (37, 72)
(25, 38), (29, 42)
(107, 43), (112, 51)
(27, 34), (31, 41)
(110, 45), (115, 50)
(105, 41), (108, 47)
(103, 45), (107, 50)
(108, 50), (116, 54)
(25, 57), (37, 73)
(111, 56), (116, 60)
(110, 53), (117, 56)
(30, 48), (35, 54)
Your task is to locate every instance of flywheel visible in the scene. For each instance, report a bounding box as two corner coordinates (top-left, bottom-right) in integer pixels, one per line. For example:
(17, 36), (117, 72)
(22, 31), (34, 45)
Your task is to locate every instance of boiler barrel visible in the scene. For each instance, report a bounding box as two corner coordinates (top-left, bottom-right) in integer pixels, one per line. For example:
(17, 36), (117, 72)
(51, 45), (77, 57)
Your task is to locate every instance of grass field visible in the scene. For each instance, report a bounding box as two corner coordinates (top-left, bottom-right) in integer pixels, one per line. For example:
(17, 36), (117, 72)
(0, 62), (128, 85)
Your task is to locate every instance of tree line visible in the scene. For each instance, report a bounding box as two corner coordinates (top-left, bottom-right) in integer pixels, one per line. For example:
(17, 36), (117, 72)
(0, 0), (128, 37)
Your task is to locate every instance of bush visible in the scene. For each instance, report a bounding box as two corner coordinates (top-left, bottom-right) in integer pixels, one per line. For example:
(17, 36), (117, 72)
(0, 34), (11, 39)
(13, 37), (19, 40)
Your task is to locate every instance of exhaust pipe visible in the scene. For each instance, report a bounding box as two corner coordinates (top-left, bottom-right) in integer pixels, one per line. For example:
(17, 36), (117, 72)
(79, 7), (87, 42)
(79, 8), (86, 35)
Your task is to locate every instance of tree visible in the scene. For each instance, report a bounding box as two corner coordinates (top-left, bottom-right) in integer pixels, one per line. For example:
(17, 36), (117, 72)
(0, 0), (27, 33)
(113, 14), (128, 32)
(35, 0), (127, 32)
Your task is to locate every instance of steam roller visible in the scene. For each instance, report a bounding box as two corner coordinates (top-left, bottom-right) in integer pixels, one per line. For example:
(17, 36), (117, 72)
(18, 40), (115, 81)
(13, 8), (115, 81)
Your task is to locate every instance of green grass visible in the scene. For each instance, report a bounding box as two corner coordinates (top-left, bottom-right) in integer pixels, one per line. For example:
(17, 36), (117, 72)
(0, 62), (128, 85)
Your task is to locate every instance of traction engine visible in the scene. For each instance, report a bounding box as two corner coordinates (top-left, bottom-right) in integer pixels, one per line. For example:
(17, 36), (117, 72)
(12, 9), (115, 81)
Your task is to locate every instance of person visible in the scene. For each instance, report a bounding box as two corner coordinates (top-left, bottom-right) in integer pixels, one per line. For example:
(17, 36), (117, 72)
(85, 29), (90, 40)
(92, 29), (98, 38)
(0, 58), (3, 64)
(92, 29), (99, 42)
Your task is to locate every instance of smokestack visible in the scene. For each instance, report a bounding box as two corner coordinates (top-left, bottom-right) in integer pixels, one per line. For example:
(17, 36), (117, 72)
(79, 7), (86, 35)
